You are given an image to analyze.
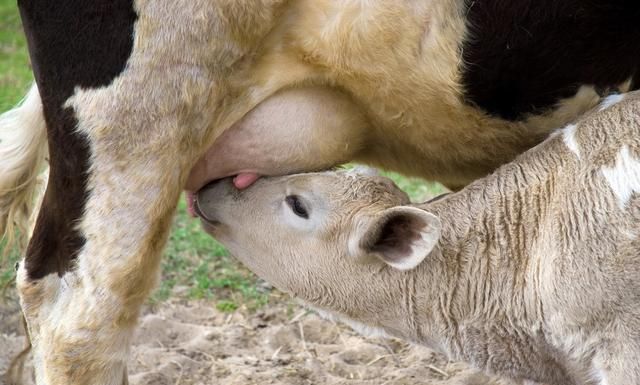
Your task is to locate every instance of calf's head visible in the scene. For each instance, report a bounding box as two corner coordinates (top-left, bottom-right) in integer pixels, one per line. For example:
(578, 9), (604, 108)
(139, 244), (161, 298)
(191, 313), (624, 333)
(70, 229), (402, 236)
(195, 170), (441, 315)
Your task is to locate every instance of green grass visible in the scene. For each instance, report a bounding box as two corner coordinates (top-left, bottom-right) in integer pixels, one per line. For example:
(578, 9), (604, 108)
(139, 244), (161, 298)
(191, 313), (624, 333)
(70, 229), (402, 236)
(0, 0), (444, 311)
(381, 171), (445, 202)
(153, 197), (271, 311)
(0, 0), (32, 111)
(0, 0), (30, 296)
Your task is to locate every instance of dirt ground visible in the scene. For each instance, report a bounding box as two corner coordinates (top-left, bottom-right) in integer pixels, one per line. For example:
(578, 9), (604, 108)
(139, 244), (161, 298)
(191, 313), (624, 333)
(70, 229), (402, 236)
(0, 294), (519, 385)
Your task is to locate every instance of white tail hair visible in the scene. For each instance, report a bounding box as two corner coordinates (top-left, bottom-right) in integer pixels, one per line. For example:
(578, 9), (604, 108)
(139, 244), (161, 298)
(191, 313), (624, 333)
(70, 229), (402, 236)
(0, 83), (49, 260)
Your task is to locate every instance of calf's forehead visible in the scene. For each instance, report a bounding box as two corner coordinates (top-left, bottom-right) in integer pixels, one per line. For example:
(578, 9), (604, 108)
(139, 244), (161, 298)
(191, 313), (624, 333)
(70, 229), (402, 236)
(285, 172), (409, 206)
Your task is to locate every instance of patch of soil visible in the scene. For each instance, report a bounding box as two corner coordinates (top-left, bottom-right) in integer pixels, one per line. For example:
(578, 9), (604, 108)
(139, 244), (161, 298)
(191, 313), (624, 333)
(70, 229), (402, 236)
(1, 297), (521, 385)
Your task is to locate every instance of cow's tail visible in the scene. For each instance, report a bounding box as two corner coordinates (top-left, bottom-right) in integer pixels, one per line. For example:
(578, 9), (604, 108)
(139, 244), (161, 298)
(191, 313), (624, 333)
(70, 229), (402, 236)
(0, 83), (49, 260)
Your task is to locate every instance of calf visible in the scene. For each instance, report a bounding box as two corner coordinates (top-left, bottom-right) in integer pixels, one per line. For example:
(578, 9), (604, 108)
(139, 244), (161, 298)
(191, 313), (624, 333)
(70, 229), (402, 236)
(196, 91), (640, 385)
(1, 1), (639, 383)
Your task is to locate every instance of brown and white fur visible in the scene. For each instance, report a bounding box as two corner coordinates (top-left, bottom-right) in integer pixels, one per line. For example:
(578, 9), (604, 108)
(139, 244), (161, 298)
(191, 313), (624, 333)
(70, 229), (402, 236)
(1, 1), (638, 383)
(196, 91), (640, 385)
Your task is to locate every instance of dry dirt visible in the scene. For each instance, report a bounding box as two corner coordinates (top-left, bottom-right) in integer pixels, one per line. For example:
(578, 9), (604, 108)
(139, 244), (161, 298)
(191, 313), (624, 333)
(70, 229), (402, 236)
(1, 295), (520, 385)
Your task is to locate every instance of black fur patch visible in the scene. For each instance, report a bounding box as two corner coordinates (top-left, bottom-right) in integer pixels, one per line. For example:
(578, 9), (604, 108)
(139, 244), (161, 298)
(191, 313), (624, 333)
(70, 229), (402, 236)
(462, 0), (640, 120)
(18, 0), (137, 279)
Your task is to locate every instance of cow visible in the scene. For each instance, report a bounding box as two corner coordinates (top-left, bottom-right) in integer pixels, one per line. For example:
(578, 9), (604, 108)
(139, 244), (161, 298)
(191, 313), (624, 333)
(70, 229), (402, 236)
(0, 1), (638, 384)
(195, 91), (640, 385)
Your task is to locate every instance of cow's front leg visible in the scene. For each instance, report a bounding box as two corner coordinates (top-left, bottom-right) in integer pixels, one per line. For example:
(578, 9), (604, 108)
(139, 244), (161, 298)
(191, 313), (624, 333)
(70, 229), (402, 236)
(15, 48), (233, 382)
(16, 163), (182, 384)
(16, 75), (211, 384)
(14, 1), (295, 383)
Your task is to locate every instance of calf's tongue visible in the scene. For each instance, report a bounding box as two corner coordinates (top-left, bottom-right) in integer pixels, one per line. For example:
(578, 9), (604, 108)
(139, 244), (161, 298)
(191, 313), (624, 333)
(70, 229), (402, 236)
(233, 172), (260, 189)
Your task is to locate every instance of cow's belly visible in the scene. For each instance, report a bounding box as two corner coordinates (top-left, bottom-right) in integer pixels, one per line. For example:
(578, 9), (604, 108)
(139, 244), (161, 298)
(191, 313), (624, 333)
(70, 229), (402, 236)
(187, 0), (640, 191)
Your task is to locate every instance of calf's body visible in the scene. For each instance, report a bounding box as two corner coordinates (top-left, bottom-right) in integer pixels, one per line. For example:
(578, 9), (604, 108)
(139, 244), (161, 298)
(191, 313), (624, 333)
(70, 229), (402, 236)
(197, 92), (640, 384)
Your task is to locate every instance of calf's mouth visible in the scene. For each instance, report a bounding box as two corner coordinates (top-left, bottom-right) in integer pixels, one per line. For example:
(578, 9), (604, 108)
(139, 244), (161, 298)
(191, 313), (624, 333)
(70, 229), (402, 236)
(194, 180), (225, 228)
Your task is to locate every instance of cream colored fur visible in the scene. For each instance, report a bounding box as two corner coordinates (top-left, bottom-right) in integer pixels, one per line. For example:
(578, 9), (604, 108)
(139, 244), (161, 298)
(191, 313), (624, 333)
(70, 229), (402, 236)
(4, 0), (632, 383)
(0, 84), (48, 256)
(197, 91), (640, 384)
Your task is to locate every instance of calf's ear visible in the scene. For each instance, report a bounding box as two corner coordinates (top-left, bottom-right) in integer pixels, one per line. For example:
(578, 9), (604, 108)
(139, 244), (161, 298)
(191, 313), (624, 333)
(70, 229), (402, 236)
(356, 207), (441, 270)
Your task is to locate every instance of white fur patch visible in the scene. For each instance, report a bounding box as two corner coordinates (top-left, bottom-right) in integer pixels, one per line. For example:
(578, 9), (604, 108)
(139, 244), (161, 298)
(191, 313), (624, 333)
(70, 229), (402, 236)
(599, 93), (625, 111)
(601, 146), (640, 208)
(597, 371), (608, 385)
(0, 83), (48, 242)
(590, 367), (609, 385)
(562, 124), (581, 159)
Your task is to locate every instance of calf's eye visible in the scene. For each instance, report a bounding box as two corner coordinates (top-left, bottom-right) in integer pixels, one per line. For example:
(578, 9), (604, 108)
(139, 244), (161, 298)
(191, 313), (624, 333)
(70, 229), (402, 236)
(285, 195), (309, 219)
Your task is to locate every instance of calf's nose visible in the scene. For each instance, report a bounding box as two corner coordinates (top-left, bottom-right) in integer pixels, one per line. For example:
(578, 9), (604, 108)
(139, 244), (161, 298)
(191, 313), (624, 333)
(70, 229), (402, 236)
(195, 178), (234, 223)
